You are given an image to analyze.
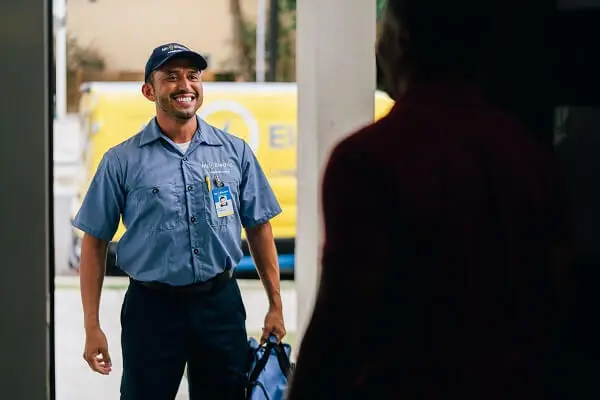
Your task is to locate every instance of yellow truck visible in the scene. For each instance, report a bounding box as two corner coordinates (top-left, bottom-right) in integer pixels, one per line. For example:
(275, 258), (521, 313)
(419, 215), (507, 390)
(69, 81), (394, 278)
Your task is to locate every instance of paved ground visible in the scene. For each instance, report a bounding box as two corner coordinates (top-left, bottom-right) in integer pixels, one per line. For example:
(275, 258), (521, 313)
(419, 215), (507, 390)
(54, 277), (297, 400)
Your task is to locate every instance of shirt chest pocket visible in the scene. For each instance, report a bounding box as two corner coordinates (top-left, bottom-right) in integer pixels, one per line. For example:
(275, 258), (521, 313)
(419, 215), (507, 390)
(127, 183), (182, 232)
(204, 178), (240, 228)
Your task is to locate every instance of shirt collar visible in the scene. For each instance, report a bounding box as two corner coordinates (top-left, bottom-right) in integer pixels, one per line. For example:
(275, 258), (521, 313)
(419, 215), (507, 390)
(139, 115), (222, 147)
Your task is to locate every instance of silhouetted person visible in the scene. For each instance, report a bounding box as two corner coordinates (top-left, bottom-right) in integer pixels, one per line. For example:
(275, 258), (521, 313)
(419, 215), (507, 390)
(286, 1), (571, 399)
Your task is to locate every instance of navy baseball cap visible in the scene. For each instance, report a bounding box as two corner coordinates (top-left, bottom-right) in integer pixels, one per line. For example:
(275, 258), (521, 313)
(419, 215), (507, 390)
(144, 43), (208, 82)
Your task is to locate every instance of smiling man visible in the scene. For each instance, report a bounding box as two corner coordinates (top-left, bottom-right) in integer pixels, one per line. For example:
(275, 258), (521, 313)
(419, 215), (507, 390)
(73, 43), (286, 400)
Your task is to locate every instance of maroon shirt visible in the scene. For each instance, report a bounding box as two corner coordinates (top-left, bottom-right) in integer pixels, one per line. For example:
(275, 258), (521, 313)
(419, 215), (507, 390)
(287, 81), (570, 399)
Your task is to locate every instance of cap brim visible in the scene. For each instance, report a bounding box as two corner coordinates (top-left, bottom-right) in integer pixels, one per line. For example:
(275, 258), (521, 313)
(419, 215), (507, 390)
(154, 50), (208, 73)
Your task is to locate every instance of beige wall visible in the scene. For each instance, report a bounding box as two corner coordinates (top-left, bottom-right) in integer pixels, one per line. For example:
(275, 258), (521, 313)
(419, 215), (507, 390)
(67, 0), (259, 72)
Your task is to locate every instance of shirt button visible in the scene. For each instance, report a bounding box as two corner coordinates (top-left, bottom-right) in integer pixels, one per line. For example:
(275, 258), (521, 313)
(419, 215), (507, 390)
(183, 156), (188, 161)
(193, 249), (199, 255)
(187, 185), (193, 191)
(191, 216), (196, 223)
(152, 187), (159, 194)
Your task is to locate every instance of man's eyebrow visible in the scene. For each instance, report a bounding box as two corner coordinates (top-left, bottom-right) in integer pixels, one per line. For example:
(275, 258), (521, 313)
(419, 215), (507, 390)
(164, 67), (197, 72)
(161, 67), (200, 76)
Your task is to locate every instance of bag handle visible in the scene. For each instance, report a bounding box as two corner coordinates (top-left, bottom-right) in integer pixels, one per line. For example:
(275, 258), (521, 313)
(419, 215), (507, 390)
(248, 334), (292, 385)
(272, 340), (292, 378)
(247, 380), (271, 400)
(248, 335), (276, 385)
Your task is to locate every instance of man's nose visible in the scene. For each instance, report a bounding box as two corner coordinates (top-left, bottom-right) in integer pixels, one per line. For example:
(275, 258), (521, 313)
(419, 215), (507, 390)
(177, 77), (193, 92)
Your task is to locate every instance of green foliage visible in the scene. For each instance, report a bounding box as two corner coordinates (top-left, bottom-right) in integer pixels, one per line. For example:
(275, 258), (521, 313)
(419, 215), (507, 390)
(241, 21), (257, 79)
(377, 0), (387, 19)
(233, 0), (388, 81)
(66, 35), (105, 70)
(281, 0), (296, 12)
(280, 0), (297, 29)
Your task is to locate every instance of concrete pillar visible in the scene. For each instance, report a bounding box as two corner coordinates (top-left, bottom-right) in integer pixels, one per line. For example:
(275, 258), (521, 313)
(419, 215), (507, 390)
(0, 0), (52, 398)
(295, 0), (376, 345)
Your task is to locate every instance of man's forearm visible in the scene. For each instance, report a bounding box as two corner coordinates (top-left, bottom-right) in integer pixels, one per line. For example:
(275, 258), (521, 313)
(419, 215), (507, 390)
(246, 222), (282, 310)
(79, 234), (108, 330)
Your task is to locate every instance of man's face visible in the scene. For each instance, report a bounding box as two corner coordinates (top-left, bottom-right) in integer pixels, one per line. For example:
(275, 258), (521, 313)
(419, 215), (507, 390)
(220, 197), (227, 206)
(142, 57), (204, 121)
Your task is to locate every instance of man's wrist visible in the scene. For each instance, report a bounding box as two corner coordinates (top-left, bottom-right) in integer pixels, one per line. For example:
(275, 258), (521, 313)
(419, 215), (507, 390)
(84, 315), (101, 331)
(268, 295), (283, 311)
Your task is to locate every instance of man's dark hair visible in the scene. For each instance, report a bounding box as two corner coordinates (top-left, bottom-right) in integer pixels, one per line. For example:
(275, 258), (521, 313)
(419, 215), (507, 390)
(387, 0), (491, 80)
(146, 71), (155, 85)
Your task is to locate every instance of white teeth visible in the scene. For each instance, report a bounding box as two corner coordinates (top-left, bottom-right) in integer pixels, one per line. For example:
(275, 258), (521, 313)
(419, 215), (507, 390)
(175, 96), (192, 103)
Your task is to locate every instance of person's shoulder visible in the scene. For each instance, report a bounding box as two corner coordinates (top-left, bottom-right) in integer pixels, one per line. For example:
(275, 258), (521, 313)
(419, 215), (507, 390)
(329, 110), (398, 163)
(484, 105), (554, 159)
(96, 125), (150, 174)
(106, 130), (145, 160)
(480, 105), (564, 188)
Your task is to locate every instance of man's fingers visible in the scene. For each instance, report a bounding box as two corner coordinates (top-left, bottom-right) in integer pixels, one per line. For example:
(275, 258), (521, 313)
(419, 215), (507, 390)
(261, 326), (286, 343)
(273, 325), (286, 339)
(91, 362), (110, 375)
(84, 350), (112, 375)
(94, 361), (112, 375)
(260, 328), (270, 344)
(100, 349), (112, 367)
(84, 353), (102, 373)
(92, 357), (112, 375)
(95, 350), (112, 375)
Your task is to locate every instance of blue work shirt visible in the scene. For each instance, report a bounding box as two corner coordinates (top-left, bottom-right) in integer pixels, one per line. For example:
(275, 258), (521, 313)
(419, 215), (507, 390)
(73, 115), (282, 285)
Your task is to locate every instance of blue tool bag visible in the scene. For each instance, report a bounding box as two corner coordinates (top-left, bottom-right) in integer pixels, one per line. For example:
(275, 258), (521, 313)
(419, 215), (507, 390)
(246, 335), (294, 400)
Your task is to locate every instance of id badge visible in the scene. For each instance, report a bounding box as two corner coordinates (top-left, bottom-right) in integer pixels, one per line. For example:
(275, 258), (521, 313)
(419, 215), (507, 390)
(212, 186), (234, 218)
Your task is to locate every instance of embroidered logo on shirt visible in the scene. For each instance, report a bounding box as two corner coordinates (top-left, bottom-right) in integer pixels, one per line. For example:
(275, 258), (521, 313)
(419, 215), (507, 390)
(201, 160), (235, 175)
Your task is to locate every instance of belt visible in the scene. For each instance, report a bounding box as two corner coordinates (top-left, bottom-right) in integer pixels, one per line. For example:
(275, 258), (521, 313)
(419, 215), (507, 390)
(131, 268), (233, 295)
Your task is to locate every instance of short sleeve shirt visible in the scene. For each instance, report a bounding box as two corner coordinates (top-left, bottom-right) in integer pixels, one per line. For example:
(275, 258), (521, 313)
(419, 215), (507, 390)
(73, 116), (282, 285)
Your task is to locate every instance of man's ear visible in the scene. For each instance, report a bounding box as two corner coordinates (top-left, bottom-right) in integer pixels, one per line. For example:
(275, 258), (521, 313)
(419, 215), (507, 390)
(141, 82), (156, 102)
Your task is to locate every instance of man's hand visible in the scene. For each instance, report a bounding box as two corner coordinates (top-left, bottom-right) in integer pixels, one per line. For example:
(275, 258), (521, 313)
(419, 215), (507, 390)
(83, 327), (112, 375)
(262, 306), (286, 344)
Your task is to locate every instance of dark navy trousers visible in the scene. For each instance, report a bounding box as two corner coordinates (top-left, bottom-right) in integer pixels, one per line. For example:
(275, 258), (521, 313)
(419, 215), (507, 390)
(119, 277), (248, 400)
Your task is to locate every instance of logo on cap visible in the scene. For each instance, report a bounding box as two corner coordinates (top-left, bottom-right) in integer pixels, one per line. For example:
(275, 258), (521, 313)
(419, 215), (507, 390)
(160, 43), (189, 54)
